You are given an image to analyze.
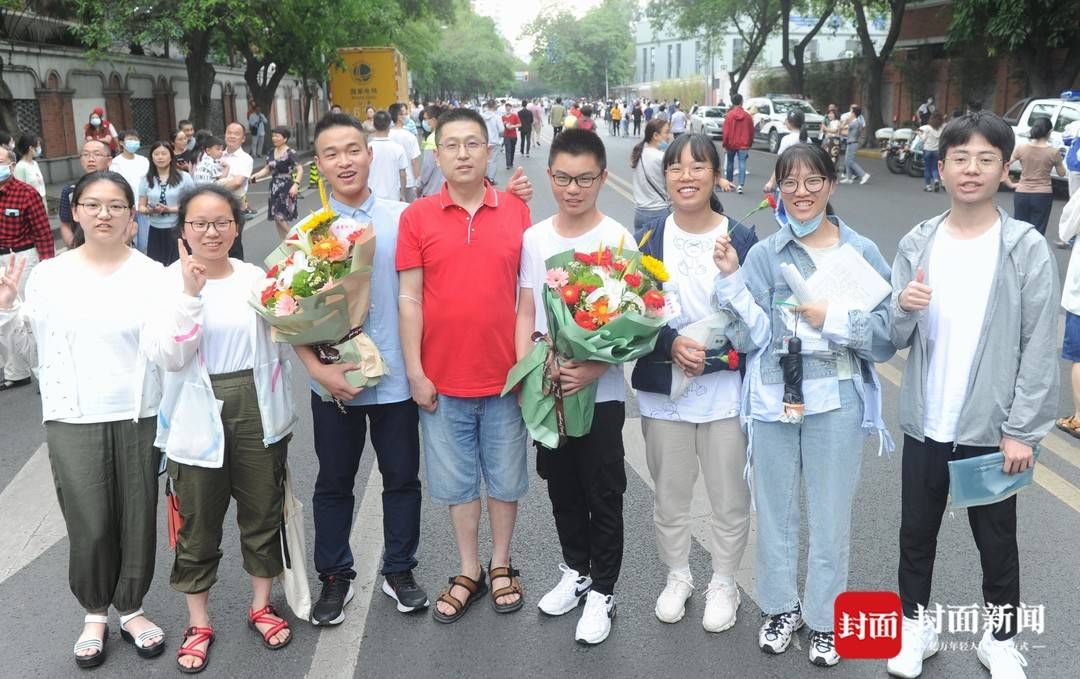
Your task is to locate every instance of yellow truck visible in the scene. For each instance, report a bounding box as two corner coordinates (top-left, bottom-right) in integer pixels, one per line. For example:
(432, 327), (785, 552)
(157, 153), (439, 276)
(328, 47), (410, 116)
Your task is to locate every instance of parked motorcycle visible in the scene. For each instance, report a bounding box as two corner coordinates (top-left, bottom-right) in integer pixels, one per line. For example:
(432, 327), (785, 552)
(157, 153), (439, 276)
(883, 128), (915, 175)
(905, 134), (926, 178)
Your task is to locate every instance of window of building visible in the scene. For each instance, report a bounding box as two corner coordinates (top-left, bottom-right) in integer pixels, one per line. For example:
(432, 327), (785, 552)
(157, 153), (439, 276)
(650, 46), (656, 81)
(676, 43), (681, 78)
(642, 47), (648, 81)
(667, 44), (673, 78)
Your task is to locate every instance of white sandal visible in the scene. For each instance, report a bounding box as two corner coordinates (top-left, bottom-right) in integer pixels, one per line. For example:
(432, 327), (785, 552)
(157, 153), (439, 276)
(73, 614), (109, 669)
(119, 608), (166, 658)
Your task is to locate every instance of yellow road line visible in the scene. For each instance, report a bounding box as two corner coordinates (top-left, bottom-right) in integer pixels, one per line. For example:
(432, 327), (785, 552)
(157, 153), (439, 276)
(595, 160), (1080, 512)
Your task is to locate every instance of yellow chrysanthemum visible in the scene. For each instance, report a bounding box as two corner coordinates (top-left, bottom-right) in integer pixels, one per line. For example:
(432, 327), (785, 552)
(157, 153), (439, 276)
(640, 254), (669, 282)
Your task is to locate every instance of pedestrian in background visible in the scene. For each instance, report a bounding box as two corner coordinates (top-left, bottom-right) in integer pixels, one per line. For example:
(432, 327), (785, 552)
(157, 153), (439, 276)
(670, 105), (687, 137)
(389, 103), (422, 202)
(151, 186), (295, 672)
(219, 122), (253, 258)
(1005, 116), (1065, 235)
(110, 130), (151, 251)
(170, 129), (191, 173)
(610, 102), (622, 137)
(918, 111), (945, 192)
(138, 141), (195, 266)
(632, 101), (643, 136)
(517, 101), (534, 159)
(622, 103), (631, 136)
(84, 107), (118, 154)
(58, 139), (112, 248)
(577, 105), (596, 133)
(0, 145), (53, 390)
(549, 97), (566, 137)
(501, 101), (521, 170)
(363, 106), (376, 133)
(631, 133), (757, 635)
(247, 103), (268, 158)
(721, 94), (754, 194)
(631, 118), (672, 237)
(481, 100), (505, 181)
(1057, 189), (1080, 439)
(0, 171), (166, 668)
(367, 111), (408, 202)
(418, 105), (446, 197)
(529, 98), (543, 150)
(14, 132), (45, 211)
(839, 105), (870, 185)
(249, 126), (300, 239)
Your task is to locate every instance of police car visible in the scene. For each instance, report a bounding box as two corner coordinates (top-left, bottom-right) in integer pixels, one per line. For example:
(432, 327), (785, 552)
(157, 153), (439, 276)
(1004, 90), (1080, 192)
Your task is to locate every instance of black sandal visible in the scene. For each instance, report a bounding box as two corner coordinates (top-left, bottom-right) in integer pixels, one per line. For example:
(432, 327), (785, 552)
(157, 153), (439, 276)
(73, 614), (109, 669)
(488, 561), (524, 614)
(432, 569), (488, 623)
(119, 608), (166, 659)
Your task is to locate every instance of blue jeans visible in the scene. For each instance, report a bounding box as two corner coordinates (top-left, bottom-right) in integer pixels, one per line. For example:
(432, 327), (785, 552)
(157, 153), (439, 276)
(134, 213), (151, 253)
(922, 150), (940, 186)
(751, 380), (865, 632)
(844, 144), (866, 179)
(419, 393), (528, 505)
(725, 149), (749, 186)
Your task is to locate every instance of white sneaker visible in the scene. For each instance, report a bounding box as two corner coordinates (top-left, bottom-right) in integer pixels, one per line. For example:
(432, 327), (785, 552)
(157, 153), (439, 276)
(737, 185), (744, 194)
(654, 570), (694, 623)
(575, 591), (616, 645)
(860, 173), (871, 185)
(809, 630), (840, 667)
(839, 177), (854, 184)
(977, 630), (1029, 678)
(537, 563), (592, 616)
(702, 578), (740, 632)
(759, 603), (803, 654)
(887, 616), (939, 678)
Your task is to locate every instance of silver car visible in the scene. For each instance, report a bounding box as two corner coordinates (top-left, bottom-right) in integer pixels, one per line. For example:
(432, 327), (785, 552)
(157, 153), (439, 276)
(689, 105), (727, 139)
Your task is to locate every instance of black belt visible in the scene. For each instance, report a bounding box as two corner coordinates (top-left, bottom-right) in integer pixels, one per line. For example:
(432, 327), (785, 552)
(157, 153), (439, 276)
(0, 243), (33, 255)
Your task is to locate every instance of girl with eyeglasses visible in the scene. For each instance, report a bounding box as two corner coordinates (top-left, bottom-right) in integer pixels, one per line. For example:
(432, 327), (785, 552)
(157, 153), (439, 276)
(139, 141), (195, 266)
(716, 144), (895, 667)
(144, 184), (296, 672)
(0, 171), (169, 669)
(631, 133), (758, 634)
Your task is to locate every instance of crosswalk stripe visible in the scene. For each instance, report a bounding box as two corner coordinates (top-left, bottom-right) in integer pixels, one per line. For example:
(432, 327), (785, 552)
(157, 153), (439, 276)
(0, 444), (66, 586)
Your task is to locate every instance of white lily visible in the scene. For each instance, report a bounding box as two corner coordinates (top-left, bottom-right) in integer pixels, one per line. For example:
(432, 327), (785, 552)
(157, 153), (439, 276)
(584, 271), (646, 315)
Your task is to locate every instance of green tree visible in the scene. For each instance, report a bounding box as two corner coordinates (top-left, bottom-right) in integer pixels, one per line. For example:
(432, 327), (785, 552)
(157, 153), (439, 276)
(525, 0), (635, 98)
(949, 0), (1080, 97)
(430, 9), (516, 100)
(848, 0), (906, 139)
(647, 0), (783, 98)
(779, 0), (837, 96)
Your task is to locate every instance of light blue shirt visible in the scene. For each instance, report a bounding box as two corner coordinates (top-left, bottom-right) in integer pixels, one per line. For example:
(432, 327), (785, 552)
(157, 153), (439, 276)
(312, 191), (410, 406)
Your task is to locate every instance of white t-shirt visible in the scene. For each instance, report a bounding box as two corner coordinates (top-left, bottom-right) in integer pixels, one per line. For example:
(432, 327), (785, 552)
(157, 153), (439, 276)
(222, 147), (253, 197)
(14, 159), (45, 198)
(637, 216), (742, 423)
(924, 220), (1001, 442)
(388, 127), (421, 188)
(110, 153), (150, 201)
(200, 265), (256, 375)
(63, 254), (153, 423)
(778, 130), (802, 155)
(519, 215), (636, 404)
(919, 125), (942, 152)
(670, 110), (687, 133)
(368, 137), (408, 201)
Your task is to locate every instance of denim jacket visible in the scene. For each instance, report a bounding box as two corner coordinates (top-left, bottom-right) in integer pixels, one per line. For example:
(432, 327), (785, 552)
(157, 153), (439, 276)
(630, 213), (759, 395)
(732, 217), (896, 452)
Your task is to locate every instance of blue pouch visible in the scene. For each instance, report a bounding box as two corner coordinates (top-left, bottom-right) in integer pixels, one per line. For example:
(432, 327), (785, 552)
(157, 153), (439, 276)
(947, 448), (1040, 509)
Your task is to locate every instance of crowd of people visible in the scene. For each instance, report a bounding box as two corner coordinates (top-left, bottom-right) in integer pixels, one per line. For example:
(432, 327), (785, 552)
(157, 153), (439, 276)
(0, 91), (1067, 679)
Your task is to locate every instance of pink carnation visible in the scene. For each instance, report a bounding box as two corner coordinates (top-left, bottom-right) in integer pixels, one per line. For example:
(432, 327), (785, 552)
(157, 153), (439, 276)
(274, 294), (298, 316)
(545, 267), (569, 289)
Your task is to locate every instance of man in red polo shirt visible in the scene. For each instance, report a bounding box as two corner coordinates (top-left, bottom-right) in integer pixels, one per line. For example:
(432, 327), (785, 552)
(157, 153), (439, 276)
(397, 108), (531, 623)
(0, 146), (52, 389)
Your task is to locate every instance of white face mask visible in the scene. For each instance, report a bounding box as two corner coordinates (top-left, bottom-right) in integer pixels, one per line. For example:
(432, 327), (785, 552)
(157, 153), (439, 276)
(90, 116), (102, 126)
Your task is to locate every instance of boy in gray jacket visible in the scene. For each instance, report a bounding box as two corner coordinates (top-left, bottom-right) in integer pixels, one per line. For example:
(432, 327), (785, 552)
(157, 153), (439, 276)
(887, 112), (1058, 679)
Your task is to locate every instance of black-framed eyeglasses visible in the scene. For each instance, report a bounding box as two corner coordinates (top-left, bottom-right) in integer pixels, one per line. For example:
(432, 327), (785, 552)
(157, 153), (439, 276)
(551, 172), (601, 188)
(76, 201), (132, 216)
(184, 219), (235, 233)
(779, 175), (827, 194)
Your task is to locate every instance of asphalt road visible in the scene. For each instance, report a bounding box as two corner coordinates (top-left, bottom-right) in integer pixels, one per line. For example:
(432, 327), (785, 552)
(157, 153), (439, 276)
(1, 126), (1078, 679)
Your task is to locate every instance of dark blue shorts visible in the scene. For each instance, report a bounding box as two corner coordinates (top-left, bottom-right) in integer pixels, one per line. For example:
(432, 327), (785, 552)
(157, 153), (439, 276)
(1063, 312), (1080, 362)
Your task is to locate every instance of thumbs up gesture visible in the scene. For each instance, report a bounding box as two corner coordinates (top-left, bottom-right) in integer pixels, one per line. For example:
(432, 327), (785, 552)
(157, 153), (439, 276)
(898, 267), (932, 312)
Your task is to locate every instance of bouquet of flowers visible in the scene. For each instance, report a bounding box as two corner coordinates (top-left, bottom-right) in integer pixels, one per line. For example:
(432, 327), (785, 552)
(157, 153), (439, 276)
(503, 239), (669, 448)
(251, 180), (386, 405)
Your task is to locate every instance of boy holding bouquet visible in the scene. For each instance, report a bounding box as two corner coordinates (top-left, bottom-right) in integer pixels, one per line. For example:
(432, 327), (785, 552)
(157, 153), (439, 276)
(514, 129), (634, 644)
(888, 112), (1059, 679)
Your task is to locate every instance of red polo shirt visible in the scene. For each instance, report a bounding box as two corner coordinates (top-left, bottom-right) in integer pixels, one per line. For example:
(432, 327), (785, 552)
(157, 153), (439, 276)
(396, 181), (531, 397)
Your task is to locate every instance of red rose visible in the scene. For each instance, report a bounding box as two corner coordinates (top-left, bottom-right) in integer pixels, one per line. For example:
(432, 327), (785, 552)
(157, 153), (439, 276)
(574, 252), (596, 265)
(574, 309), (597, 330)
(643, 289), (665, 310)
(613, 261), (627, 272)
(727, 349), (740, 370)
(560, 285), (581, 306)
(623, 272), (642, 288)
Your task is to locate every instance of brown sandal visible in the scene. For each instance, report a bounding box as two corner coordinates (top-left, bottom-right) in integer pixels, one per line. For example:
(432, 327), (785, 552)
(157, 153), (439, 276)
(488, 561), (524, 613)
(432, 569), (488, 624)
(1057, 416), (1080, 440)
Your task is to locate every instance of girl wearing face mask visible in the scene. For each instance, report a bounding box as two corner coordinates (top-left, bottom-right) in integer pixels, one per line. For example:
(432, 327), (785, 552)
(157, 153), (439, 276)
(717, 144), (895, 667)
(417, 104), (447, 197)
(14, 133), (46, 208)
(111, 131), (151, 251)
(631, 119), (673, 238)
(144, 185), (295, 673)
(84, 107), (119, 154)
(631, 133), (759, 634)
(0, 171), (169, 670)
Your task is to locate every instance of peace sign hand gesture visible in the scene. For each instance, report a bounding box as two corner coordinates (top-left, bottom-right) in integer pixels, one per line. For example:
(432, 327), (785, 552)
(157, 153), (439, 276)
(0, 255), (27, 310)
(177, 239), (207, 297)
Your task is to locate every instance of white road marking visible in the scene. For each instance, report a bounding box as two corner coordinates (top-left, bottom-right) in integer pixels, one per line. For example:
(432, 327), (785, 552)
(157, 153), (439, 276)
(305, 464), (385, 679)
(0, 444), (67, 585)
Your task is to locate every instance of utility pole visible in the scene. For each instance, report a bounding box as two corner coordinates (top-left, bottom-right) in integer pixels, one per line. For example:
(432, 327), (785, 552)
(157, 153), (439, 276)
(605, 65), (609, 100)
